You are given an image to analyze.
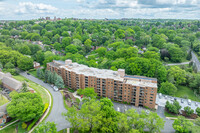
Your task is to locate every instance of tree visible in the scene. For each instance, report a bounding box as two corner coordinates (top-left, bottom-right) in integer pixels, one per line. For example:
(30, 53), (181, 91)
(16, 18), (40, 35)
(65, 106), (79, 130)
(96, 47), (107, 57)
(168, 46), (184, 63)
(165, 101), (181, 114)
(34, 122), (57, 133)
(62, 37), (71, 48)
(184, 106), (194, 116)
(76, 99), (102, 132)
(55, 75), (64, 88)
(114, 29), (125, 39)
(99, 98), (119, 133)
(7, 92), (44, 122)
(173, 116), (193, 133)
(17, 56), (33, 71)
(20, 82), (28, 93)
(168, 66), (186, 85)
(47, 71), (53, 84)
(145, 111), (165, 133)
(35, 50), (45, 64)
(125, 109), (145, 132)
(190, 117), (200, 133)
(143, 51), (160, 60)
(118, 113), (129, 133)
(65, 44), (78, 54)
(31, 33), (40, 41)
(44, 70), (48, 82)
(5, 61), (15, 69)
(19, 45), (31, 55)
(84, 39), (92, 53)
(62, 31), (69, 37)
(77, 88), (97, 99)
(116, 47), (138, 59)
(159, 82), (177, 96)
(196, 107), (200, 116)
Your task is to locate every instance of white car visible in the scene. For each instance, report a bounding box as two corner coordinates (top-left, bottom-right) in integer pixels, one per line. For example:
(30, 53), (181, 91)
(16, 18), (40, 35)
(53, 86), (59, 91)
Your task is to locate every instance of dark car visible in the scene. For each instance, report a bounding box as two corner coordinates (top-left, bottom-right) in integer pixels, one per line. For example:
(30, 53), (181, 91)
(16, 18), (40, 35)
(174, 98), (177, 101)
(27, 73), (30, 75)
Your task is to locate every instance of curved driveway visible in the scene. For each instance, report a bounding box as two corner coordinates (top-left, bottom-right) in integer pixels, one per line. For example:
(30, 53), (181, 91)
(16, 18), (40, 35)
(20, 72), (70, 131)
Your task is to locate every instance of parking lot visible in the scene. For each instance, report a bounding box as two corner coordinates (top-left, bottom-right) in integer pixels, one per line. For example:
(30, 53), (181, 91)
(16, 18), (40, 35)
(156, 93), (200, 113)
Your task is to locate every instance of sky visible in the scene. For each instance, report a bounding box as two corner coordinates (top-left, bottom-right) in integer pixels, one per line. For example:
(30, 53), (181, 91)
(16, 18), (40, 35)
(0, 0), (200, 20)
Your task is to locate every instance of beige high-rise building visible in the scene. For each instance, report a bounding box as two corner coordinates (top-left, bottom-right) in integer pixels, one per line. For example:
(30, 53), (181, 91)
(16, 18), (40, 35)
(47, 59), (158, 109)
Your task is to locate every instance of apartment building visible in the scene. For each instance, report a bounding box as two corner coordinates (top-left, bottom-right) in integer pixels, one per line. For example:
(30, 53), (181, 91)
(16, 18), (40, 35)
(47, 59), (158, 109)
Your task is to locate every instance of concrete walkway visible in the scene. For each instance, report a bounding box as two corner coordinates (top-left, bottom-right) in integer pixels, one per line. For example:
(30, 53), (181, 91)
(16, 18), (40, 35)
(72, 91), (82, 101)
(165, 62), (190, 66)
(0, 120), (19, 131)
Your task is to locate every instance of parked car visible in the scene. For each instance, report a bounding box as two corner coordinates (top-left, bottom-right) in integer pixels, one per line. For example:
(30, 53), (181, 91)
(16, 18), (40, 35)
(174, 98), (177, 101)
(195, 102), (198, 106)
(188, 99), (191, 105)
(170, 97), (174, 101)
(165, 96), (168, 99)
(159, 93), (162, 99)
(27, 73), (30, 75)
(53, 86), (59, 91)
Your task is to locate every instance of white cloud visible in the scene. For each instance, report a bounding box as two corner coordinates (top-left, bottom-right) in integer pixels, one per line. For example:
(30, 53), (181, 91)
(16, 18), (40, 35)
(15, 2), (58, 14)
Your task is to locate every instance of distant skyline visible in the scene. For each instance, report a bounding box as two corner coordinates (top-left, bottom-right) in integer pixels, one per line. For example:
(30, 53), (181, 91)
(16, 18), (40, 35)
(0, 0), (200, 20)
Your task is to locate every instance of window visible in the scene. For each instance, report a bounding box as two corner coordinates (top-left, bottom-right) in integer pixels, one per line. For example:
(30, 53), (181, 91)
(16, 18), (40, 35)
(2, 119), (6, 123)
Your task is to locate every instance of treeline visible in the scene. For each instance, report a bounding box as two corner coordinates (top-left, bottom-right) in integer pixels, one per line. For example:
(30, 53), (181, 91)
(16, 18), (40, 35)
(36, 68), (64, 88)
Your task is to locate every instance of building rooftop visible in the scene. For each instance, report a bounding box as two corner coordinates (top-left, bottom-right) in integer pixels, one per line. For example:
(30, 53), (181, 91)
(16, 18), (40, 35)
(51, 60), (157, 88)
(61, 62), (124, 81)
(0, 103), (8, 116)
(2, 76), (22, 91)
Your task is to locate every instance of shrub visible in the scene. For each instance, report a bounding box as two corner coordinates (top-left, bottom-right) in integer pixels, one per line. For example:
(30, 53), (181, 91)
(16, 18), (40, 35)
(22, 122), (27, 129)
(43, 103), (49, 113)
(184, 106), (194, 116)
(27, 117), (40, 131)
(77, 88), (83, 95)
(196, 107), (200, 117)
(76, 98), (80, 104)
(165, 101), (181, 114)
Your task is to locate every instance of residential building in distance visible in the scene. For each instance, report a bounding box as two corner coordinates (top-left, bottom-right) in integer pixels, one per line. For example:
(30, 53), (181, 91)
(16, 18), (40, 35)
(47, 60), (158, 108)
(0, 72), (35, 93)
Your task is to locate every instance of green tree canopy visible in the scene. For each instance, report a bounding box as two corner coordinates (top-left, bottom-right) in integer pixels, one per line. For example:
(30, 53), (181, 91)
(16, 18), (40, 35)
(159, 82), (177, 96)
(173, 116), (193, 133)
(7, 92), (44, 122)
(34, 122), (57, 133)
(17, 56), (33, 71)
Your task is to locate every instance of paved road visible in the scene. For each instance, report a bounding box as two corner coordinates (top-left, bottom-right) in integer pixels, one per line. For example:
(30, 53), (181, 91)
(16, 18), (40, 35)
(165, 62), (190, 66)
(20, 72), (70, 131)
(191, 51), (200, 72)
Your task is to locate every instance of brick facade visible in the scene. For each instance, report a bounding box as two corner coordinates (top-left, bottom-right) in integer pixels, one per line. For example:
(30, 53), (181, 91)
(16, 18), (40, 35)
(47, 60), (157, 109)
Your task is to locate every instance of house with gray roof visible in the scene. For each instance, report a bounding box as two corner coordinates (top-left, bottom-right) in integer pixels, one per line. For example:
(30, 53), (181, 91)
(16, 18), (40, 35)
(0, 103), (8, 126)
(2, 76), (22, 92)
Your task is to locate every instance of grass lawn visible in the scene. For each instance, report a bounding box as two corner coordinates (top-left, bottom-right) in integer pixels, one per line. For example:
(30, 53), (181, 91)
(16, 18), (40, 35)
(164, 110), (179, 118)
(29, 69), (37, 78)
(0, 123), (17, 133)
(175, 86), (200, 102)
(0, 95), (9, 106)
(13, 75), (50, 104)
